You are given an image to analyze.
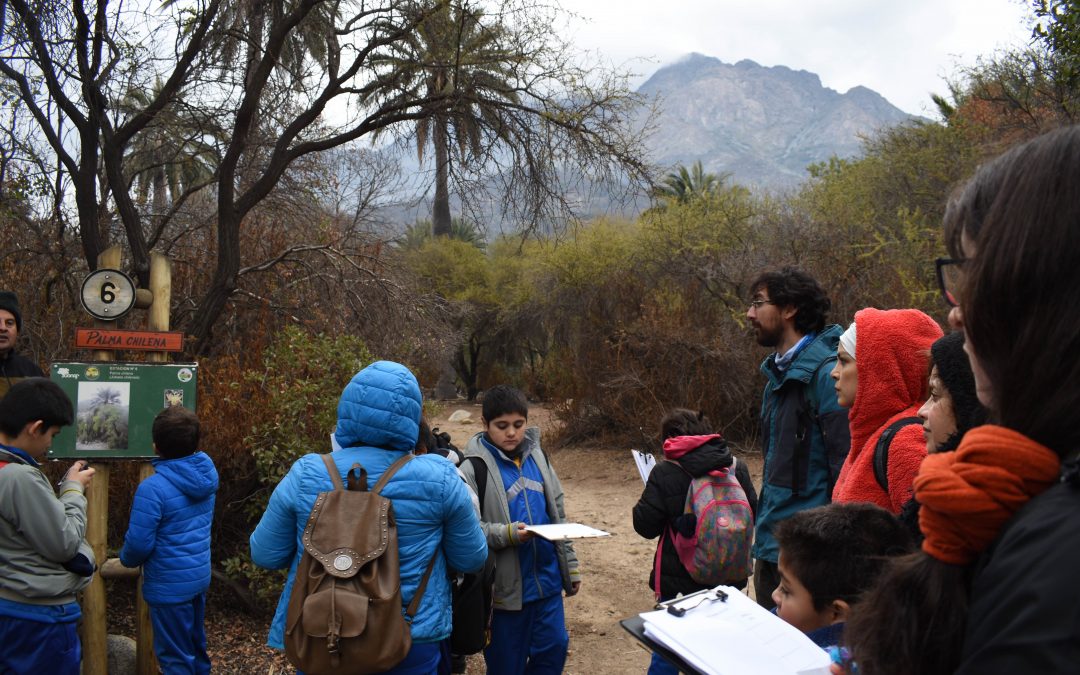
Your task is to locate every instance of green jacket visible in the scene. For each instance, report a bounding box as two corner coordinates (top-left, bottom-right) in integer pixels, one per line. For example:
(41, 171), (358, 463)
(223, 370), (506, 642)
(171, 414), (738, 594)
(752, 325), (851, 563)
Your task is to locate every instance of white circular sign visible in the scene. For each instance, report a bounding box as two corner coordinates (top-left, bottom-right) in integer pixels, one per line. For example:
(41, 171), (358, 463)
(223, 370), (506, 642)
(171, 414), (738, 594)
(80, 269), (136, 321)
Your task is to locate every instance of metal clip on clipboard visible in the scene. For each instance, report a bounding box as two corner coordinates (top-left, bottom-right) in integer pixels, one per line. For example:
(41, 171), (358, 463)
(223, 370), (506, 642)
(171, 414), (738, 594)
(655, 587), (729, 617)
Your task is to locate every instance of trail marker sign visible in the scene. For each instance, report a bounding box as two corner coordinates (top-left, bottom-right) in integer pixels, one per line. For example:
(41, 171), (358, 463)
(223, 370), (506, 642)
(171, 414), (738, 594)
(81, 268), (136, 320)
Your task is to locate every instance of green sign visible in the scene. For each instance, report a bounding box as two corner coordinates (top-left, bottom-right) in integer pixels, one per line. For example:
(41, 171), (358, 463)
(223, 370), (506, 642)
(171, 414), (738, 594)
(49, 361), (198, 459)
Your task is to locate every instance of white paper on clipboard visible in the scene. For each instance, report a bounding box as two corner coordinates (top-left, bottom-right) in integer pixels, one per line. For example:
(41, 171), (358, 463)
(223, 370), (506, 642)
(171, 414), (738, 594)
(632, 449), (657, 484)
(524, 523), (611, 541)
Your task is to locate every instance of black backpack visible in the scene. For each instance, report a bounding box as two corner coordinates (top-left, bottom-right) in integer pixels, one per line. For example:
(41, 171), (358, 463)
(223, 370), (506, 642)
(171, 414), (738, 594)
(451, 456), (496, 655)
(872, 417), (923, 491)
(431, 426), (464, 464)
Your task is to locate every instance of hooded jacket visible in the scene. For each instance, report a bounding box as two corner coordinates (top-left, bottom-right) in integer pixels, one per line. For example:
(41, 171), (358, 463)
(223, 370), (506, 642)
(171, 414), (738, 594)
(459, 427), (579, 611)
(632, 435), (758, 598)
(119, 451), (218, 605)
(0, 445), (93, 607)
(754, 325), (851, 564)
(831, 308), (942, 513)
(249, 361), (487, 649)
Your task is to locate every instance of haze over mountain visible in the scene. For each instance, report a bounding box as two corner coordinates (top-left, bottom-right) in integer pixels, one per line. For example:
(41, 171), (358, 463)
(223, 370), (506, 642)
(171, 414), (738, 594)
(637, 53), (920, 191)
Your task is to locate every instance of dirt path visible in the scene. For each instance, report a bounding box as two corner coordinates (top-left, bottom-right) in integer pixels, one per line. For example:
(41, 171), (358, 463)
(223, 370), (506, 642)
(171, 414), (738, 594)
(430, 402), (764, 674)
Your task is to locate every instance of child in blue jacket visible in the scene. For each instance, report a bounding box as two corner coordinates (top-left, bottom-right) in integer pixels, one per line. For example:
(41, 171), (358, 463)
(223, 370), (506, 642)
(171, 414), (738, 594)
(458, 385), (580, 675)
(120, 405), (219, 674)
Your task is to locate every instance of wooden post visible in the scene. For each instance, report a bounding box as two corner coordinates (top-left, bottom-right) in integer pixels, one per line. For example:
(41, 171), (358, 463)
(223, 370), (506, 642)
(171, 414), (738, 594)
(134, 462), (158, 675)
(134, 251), (170, 675)
(81, 244), (121, 675)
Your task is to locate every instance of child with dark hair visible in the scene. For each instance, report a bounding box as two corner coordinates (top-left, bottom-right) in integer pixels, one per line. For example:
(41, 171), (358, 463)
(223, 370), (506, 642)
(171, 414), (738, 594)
(632, 408), (758, 675)
(772, 502), (912, 650)
(0, 378), (95, 674)
(120, 405), (218, 674)
(458, 384), (579, 674)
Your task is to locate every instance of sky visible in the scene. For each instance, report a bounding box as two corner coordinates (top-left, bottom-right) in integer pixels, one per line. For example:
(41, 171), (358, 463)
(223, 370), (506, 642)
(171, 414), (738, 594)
(557, 0), (1035, 116)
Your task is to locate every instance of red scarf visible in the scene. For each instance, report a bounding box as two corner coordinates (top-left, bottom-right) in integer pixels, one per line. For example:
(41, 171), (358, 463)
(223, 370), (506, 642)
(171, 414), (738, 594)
(915, 425), (1060, 565)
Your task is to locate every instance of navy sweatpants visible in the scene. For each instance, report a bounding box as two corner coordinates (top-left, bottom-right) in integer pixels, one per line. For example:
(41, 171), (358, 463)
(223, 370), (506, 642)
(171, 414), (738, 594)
(149, 593), (210, 674)
(0, 613), (80, 674)
(484, 594), (568, 674)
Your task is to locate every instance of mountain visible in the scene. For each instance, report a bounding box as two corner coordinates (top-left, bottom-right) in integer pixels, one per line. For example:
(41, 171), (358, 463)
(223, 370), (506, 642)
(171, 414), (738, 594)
(637, 53), (919, 191)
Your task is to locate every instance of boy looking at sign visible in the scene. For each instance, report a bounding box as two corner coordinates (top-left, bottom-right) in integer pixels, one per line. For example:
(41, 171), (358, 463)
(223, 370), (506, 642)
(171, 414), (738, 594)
(0, 378), (96, 674)
(120, 405), (218, 674)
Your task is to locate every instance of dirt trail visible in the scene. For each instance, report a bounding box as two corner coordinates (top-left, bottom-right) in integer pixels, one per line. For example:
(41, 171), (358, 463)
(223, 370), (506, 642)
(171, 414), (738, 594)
(430, 402), (764, 674)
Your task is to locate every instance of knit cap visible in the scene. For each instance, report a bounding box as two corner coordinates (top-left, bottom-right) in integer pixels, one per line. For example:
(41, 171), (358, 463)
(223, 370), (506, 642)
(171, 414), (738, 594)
(0, 291), (22, 332)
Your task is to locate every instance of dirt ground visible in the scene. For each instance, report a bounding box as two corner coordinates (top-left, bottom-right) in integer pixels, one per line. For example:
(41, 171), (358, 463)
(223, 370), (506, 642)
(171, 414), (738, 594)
(430, 402), (765, 675)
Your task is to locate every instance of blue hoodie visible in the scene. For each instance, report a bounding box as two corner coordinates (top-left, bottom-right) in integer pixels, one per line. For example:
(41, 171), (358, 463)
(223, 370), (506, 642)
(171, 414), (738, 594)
(119, 451), (219, 605)
(249, 360), (488, 649)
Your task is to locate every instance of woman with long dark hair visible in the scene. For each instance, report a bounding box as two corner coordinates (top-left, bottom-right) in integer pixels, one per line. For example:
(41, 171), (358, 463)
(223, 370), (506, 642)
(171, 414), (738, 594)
(843, 125), (1080, 674)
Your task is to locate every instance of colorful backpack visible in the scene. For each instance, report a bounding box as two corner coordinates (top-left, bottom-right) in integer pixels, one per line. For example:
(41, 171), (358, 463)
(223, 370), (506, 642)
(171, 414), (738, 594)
(669, 458), (754, 586)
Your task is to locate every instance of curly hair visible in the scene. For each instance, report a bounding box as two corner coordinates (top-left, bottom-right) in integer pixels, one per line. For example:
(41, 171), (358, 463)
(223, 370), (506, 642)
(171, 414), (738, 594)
(750, 266), (831, 334)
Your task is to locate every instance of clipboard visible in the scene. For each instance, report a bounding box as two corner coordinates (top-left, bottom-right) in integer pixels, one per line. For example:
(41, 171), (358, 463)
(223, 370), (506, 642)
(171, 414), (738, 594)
(620, 614), (705, 675)
(523, 523), (611, 541)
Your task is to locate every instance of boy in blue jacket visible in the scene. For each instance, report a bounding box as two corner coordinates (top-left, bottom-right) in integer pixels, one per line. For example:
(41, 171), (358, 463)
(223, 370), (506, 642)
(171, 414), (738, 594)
(120, 405), (219, 674)
(458, 385), (580, 675)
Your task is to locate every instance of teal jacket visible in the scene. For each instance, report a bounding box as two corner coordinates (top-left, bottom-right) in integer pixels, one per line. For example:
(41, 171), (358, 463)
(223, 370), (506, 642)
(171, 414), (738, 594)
(752, 325), (850, 563)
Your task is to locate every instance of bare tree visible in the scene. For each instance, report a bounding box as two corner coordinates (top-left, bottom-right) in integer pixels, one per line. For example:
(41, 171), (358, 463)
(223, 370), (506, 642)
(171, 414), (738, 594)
(2, 0), (652, 353)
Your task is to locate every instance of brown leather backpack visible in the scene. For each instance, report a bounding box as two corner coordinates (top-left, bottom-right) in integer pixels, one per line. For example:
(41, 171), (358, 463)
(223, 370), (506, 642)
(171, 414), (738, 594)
(284, 454), (436, 674)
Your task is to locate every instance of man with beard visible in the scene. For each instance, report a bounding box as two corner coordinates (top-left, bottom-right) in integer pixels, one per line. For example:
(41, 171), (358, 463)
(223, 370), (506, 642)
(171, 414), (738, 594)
(745, 267), (849, 609)
(0, 292), (45, 388)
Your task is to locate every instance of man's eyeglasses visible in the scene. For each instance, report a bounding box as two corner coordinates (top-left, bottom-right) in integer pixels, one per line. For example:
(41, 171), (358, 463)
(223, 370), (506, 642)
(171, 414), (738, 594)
(748, 299), (774, 310)
(935, 258), (966, 308)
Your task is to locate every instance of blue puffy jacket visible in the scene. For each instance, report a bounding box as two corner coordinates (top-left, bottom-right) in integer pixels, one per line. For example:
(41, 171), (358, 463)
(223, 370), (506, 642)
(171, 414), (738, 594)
(249, 361), (488, 649)
(119, 451), (218, 605)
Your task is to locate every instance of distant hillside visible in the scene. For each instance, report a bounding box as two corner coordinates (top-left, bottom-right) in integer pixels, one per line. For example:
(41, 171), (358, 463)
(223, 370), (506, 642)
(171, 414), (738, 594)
(637, 53), (919, 191)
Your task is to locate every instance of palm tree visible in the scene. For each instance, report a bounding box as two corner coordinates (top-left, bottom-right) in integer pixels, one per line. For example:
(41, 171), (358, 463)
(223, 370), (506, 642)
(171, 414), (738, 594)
(120, 78), (220, 241)
(91, 387), (122, 409)
(398, 216), (486, 250)
(375, 1), (519, 237)
(652, 161), (731, 206)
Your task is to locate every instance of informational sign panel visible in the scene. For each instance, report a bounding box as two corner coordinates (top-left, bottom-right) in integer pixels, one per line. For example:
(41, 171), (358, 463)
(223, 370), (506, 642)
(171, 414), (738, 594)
(48, 362), (197, 459)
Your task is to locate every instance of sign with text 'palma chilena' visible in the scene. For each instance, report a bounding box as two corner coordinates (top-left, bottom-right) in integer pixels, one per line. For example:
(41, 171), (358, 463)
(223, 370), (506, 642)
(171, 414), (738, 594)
(48, 362), (198, 459)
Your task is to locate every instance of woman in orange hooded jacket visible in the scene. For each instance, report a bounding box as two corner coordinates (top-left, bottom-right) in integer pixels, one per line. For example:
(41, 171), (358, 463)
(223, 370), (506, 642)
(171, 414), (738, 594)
(829, 308), (943, 514)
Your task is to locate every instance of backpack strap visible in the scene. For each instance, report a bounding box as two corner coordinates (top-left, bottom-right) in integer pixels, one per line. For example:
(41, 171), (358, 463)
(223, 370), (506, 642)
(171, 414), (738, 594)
(873, 417), (923, 492)
(320, 454), (348, 491)
(406, 554), (439, 619)
(371, 453), (415, 494)
(463, 456), (488, 511)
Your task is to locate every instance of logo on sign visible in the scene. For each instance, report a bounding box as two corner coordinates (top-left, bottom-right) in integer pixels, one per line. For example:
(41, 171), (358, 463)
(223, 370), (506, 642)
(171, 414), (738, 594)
(177, 368), (193, 383)
(85, 366), (100, 380)
(56, 367), (78, 379)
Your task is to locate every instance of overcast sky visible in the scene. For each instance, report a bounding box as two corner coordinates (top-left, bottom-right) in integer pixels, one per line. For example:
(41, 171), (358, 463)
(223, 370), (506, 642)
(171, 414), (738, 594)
(557, 0), (1034, 116)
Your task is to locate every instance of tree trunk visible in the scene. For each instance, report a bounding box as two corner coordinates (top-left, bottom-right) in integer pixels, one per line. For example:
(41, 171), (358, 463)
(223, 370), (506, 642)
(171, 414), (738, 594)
(432, 115), (452, 237)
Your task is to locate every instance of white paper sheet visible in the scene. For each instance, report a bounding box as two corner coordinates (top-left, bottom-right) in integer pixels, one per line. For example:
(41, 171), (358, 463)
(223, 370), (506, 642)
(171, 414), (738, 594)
(523, 523), (611, 541)
(632, 449), (657, 484)
(640, 586), (831, 675)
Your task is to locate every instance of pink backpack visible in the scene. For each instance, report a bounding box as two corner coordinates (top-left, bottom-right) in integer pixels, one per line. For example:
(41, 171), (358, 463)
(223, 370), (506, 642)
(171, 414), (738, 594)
(656, 458), (753, 594)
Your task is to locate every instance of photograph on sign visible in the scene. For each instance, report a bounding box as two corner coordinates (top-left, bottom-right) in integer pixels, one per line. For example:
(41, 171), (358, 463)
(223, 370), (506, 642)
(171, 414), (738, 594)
(49, 362), (198, 459)
(75, 381), (130, 451)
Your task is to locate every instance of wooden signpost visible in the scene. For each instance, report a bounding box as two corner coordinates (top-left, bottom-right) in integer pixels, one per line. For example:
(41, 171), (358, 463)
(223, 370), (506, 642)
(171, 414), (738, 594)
(78, 247), (175, 675)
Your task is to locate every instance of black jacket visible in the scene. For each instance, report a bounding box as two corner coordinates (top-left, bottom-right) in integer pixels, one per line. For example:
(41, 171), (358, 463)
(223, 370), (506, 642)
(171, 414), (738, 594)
(632, 438), (758, 598)
(0, 351), (45, 381)
(957, 460), (1080, 673)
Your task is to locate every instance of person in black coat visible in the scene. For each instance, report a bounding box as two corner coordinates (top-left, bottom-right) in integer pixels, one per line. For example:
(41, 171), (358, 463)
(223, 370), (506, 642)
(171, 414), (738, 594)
(632, 409), (758, 600)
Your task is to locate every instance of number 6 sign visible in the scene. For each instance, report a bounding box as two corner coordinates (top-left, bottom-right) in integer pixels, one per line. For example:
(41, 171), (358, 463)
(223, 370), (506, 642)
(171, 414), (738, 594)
(80, 268), (136, 320)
